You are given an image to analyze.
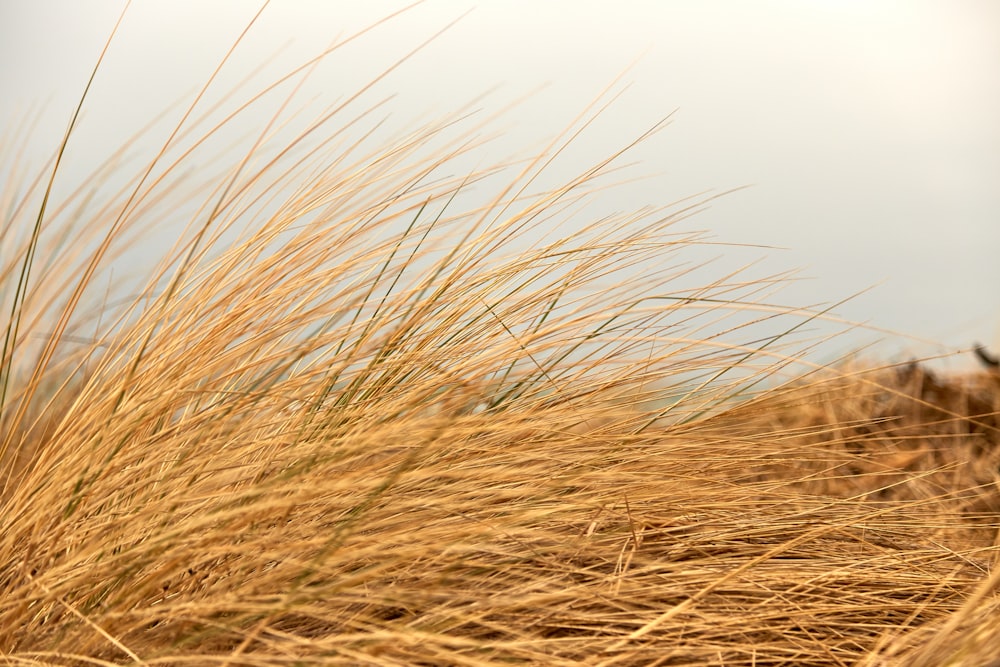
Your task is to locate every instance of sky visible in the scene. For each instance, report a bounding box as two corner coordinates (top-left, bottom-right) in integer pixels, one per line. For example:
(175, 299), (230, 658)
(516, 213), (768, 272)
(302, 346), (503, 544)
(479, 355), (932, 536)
(1, 1), (998, 370)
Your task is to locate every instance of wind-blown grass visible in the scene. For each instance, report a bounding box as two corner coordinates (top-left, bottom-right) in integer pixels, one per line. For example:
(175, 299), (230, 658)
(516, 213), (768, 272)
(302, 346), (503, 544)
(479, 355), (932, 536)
(1, 7), (998, 666)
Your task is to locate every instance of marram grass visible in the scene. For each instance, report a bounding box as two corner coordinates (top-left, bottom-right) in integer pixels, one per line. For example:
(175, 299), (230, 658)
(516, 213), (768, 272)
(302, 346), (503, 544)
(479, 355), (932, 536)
(2, 9), (998, 667)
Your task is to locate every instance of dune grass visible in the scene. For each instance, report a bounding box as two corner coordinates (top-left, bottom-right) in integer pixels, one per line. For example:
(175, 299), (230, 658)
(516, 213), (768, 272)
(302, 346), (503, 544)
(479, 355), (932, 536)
(1, 8), (998, 666)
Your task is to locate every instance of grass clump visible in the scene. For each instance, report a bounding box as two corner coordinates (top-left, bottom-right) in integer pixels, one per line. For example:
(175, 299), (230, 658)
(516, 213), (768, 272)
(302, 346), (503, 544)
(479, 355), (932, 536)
(1, 8), (998, 666)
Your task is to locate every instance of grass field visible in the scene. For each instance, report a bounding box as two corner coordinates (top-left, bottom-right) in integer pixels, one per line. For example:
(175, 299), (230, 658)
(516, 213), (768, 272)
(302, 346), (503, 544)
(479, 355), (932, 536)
(2, 9), (998, 666)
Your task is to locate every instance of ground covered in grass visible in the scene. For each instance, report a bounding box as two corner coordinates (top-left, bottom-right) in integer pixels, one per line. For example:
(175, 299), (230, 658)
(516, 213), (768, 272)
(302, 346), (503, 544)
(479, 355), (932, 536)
(1, 356), (998, 665)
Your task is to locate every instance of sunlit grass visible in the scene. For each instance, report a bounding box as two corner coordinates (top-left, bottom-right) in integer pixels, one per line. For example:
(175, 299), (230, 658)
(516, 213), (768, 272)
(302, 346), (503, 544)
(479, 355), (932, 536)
(1, 6), (997, 666)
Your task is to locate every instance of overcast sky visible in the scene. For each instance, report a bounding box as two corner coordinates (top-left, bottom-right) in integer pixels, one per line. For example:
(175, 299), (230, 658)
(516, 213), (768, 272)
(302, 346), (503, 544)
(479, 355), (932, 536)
(1, 1), (998, 369)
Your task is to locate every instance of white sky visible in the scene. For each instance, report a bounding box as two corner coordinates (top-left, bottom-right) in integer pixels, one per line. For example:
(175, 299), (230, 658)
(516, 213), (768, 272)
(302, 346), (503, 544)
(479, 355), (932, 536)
(1, 1), (998, 368)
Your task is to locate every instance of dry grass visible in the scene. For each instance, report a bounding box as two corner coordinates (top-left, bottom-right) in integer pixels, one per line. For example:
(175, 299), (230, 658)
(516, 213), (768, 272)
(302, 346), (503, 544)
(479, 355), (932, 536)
(2, 8), (998, 666)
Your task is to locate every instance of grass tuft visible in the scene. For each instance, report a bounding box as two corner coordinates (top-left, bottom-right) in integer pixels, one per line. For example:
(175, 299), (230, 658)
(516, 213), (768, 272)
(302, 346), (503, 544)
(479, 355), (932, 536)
(1, 8), (997, 666)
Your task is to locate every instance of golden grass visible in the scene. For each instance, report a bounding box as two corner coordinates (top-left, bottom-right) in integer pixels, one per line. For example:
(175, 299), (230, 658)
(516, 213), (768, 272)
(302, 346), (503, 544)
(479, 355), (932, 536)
(1, 8), (998, 666)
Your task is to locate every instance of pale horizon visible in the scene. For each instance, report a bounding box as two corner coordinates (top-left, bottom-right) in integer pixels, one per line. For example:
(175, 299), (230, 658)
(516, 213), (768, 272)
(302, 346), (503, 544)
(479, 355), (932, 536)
(1, 1), (997, 369)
